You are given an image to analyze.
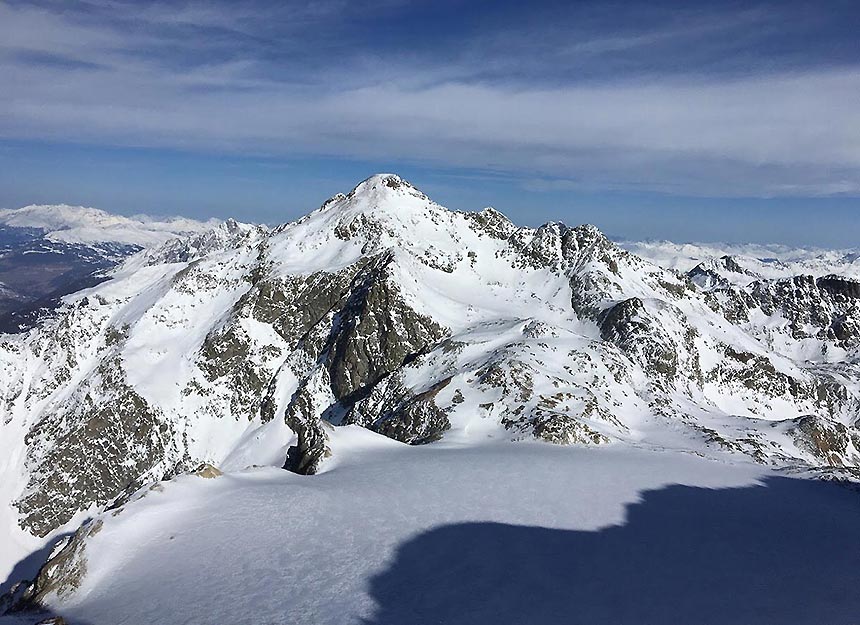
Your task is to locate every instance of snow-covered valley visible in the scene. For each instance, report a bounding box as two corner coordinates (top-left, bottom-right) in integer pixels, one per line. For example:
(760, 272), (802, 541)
(1, 175), (859, 624)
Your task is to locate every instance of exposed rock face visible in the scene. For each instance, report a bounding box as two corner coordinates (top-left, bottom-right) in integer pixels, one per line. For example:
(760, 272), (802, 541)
(321, 253), (447, 402)
(282, 369), (335, 474)
(688, 255), (755, 289)
(527, 412), (610, 445)
(5, 517), (104, 613)
(600, 299), (678, 380)
(193, 463), (223, 479)
(274, 253), (449, 472)
(16, 348), (187, 537)
(464, 207), (517, 240)
(790, 415), (860, 467)
(345, 376), (453, 444)
(707, 346), (800, 399)
(2, 171), (860, 555)
(706, 274), (860, 351)
(818, 275), (860, 300)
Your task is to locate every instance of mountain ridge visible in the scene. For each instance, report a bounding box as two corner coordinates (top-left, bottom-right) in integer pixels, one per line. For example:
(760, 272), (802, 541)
(1, 174), (859, 615)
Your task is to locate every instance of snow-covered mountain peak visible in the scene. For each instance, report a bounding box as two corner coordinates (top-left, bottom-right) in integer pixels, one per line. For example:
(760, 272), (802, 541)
(137, 218), (264, 267)
(294, 175), (611, 257)
(265, 173), (469, 273)
(307, 174), (429, 222)
(348, 172), (421, 197)
(330, 173), (434, 218)
(265, 175), (656, 302)
(0, 204), (117, 231)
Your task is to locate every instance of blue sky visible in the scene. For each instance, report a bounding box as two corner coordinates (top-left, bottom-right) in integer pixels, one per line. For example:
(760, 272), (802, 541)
(1, 0), (859, 246)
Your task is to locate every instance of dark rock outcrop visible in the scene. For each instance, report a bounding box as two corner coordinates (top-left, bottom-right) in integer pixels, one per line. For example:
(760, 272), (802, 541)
(16, 357), (185, 537)
(790, 415), (860, 467)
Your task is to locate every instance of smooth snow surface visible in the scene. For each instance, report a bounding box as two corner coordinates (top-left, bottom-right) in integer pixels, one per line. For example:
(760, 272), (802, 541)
(6, 430), (859, 625)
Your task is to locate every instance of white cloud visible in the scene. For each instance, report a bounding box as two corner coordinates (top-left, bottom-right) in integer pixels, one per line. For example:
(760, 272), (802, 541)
(1, 1), (859, 198)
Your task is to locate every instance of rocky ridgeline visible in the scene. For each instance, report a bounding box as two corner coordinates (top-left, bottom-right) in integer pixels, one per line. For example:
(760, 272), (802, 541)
(1, 173), (859, 558)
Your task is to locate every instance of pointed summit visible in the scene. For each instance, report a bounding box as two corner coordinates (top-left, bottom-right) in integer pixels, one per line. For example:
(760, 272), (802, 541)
(345, 173), (428, 203)
(300, 173), (442, 234)
(307, 174), (433, 226)
(349, 173), (413, 193)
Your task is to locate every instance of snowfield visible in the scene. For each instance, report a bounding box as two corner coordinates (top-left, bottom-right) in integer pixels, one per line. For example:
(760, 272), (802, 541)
(5, 429), (860, 625)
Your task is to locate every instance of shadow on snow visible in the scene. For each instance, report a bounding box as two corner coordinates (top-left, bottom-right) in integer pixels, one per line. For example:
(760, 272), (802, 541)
(0, 532), (71, 597)
(364, 476), (860, 625)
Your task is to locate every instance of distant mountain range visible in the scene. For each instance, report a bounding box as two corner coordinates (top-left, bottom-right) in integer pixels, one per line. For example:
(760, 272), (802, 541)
(0, 205), (218, 332)
(623, 238), (860, 282)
